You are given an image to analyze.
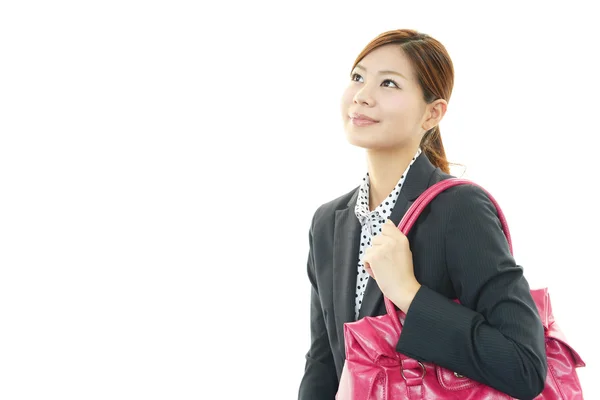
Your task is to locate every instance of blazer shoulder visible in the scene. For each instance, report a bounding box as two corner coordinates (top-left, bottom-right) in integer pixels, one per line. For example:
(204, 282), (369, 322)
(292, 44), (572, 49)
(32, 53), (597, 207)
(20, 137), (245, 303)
(427, 180), (500, 224)
(444, 181), (496, 208)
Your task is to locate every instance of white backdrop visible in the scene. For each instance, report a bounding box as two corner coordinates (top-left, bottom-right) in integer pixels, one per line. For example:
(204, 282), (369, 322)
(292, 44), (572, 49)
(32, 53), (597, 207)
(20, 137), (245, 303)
(1, 1), (597, 399)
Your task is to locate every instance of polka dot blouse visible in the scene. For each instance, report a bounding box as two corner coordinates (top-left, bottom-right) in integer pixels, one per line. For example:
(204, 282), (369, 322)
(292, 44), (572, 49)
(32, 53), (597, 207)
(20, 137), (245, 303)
(353, 147), (422, 320)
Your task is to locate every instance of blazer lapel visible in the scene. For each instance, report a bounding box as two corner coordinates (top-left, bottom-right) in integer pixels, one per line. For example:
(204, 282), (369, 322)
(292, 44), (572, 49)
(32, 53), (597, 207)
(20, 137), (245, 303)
(333, 188), (362, 336)
(358, 153), (439, 319)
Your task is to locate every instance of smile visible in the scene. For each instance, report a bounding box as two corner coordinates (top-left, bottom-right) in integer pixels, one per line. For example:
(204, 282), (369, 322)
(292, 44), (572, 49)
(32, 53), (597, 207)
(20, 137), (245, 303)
(350, 117), (379, 127)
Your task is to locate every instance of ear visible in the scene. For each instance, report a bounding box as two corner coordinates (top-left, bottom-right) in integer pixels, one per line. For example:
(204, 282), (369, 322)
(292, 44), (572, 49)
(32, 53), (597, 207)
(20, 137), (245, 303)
(421, 99), (448, 131)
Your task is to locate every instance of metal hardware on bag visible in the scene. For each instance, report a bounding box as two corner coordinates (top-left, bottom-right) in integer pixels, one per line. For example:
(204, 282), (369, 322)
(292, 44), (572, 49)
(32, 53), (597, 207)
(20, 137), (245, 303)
(400, 361), (426, 380)
(453, 372), (465, 378)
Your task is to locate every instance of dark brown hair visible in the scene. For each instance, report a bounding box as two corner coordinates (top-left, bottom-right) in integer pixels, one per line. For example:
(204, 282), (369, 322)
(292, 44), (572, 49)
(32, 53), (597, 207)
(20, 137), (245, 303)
(351, 29), (454, 174)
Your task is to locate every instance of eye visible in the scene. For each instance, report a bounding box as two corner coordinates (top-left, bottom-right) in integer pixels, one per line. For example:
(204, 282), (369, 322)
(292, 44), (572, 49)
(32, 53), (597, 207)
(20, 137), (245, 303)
(382, 79), (399, 89)
(351, 73), (363, 82)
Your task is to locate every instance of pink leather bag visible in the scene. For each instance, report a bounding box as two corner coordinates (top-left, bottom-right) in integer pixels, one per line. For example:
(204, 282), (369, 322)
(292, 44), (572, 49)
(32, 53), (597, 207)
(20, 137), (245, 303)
(336, 178), (585, 399)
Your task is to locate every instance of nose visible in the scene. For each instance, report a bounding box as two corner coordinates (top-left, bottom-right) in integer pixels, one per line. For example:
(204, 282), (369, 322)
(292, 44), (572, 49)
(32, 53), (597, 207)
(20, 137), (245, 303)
(353, 84), (375, 107)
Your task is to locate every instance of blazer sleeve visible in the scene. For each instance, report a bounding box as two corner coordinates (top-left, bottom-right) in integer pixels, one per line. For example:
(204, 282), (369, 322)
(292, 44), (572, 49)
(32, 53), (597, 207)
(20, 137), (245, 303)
(298, 217), (338, 400)
(396, 184), (548, 400)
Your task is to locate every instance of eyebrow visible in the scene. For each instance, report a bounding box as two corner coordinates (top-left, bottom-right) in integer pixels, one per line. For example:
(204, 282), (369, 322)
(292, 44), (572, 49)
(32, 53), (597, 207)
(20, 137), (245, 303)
(354, 64), (408, 80)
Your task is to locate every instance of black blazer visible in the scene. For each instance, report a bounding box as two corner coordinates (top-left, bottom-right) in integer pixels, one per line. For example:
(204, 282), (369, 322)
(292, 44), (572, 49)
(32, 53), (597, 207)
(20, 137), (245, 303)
(298, 154), (547, 400)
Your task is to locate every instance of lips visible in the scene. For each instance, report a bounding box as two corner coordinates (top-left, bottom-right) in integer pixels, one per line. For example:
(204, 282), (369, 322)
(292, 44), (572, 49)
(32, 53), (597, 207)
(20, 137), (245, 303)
(350, 113), (378, 122)
(350, 113), (379, 126)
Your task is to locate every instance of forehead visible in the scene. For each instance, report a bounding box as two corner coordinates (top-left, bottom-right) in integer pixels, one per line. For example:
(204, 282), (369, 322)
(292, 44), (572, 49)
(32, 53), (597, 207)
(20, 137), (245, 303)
(355, 44), (415, 81)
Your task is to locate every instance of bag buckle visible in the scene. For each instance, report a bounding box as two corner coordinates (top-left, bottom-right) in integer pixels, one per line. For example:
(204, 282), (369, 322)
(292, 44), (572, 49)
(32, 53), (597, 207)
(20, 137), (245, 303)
(400, 359), (426, 385)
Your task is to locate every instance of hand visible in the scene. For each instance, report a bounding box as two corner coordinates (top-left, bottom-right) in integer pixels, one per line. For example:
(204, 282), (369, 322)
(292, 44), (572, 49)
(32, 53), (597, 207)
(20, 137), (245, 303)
(363, 219), (421, 313)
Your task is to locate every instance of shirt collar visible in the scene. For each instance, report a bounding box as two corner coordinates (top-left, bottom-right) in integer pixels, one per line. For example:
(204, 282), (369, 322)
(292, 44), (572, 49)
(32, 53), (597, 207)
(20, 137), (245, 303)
(354, 147), (422, 224)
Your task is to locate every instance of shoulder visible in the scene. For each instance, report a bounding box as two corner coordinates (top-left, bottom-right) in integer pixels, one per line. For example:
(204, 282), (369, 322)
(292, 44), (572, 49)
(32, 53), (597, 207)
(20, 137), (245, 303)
(413, 175), (503, 231)
(428, 180), (503, 234)
(424, 169), (498, 210)
(446, 182), (499, 216)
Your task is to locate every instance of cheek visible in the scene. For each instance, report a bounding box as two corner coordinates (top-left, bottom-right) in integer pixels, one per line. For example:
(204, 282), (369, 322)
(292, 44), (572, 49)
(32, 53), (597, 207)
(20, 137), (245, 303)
(341, 87), (355, 110)
(384, 97), (418, 124)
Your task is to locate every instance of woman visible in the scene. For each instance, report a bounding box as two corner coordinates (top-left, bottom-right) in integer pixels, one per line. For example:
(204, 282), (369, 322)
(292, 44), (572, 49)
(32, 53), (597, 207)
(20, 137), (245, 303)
(298, 29), (547, 400)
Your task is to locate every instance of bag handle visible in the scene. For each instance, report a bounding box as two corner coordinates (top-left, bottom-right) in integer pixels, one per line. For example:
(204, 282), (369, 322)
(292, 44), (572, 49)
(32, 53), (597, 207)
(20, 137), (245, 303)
(384, 178), (514, 331)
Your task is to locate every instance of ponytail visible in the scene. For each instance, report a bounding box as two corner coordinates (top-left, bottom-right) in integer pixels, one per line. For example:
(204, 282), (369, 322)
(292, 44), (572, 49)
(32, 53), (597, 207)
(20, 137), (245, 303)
(421, 126), (450, 174)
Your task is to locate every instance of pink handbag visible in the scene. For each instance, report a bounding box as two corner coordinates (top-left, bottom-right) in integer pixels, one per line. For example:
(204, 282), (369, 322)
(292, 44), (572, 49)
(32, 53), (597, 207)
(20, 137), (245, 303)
(336, 178), (585, 399)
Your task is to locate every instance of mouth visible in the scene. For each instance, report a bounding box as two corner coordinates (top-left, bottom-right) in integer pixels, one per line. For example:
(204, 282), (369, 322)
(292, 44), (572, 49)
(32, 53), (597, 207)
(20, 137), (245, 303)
(349, 113), (379, 126)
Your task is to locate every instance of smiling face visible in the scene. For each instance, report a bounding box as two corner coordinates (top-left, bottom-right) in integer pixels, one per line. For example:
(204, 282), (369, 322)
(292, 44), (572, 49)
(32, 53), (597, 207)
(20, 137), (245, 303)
(341, 44), (430, 151)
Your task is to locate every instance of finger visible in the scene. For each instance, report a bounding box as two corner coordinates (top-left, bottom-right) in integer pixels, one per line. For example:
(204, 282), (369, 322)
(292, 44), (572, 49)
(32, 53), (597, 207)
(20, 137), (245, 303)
(363, 262), (374, 279)
(382, 219), (405, 238)
(363, 258), (375, 278)
(371, 234), (383, 246)
(363, 249), (377, 265)
(380, 219), (397, 236)
(382, 218), (400, 233)
(371, 233), (393, 246)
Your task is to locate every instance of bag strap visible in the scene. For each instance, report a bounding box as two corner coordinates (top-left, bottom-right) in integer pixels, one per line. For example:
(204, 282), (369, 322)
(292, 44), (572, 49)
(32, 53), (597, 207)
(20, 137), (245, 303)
(384, 178), (514, 329)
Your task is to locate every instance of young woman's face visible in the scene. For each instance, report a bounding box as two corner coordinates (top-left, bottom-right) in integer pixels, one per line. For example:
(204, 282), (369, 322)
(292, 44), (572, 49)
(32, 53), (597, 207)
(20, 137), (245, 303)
(341, 44), (429, 151)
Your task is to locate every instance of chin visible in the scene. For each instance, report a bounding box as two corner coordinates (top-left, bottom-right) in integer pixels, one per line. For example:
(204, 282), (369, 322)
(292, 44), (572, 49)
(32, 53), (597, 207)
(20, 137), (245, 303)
(346, 136), (386, 150)
(345, 126), (384, 149)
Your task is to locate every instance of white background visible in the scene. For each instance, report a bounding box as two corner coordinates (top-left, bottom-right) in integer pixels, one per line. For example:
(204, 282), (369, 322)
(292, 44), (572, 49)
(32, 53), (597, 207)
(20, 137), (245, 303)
(1, 1), (598, 399)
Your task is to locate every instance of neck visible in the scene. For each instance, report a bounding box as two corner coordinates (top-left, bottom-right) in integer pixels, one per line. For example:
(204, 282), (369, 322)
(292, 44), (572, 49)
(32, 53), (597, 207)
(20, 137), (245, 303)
(366, 145), (420, 211)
